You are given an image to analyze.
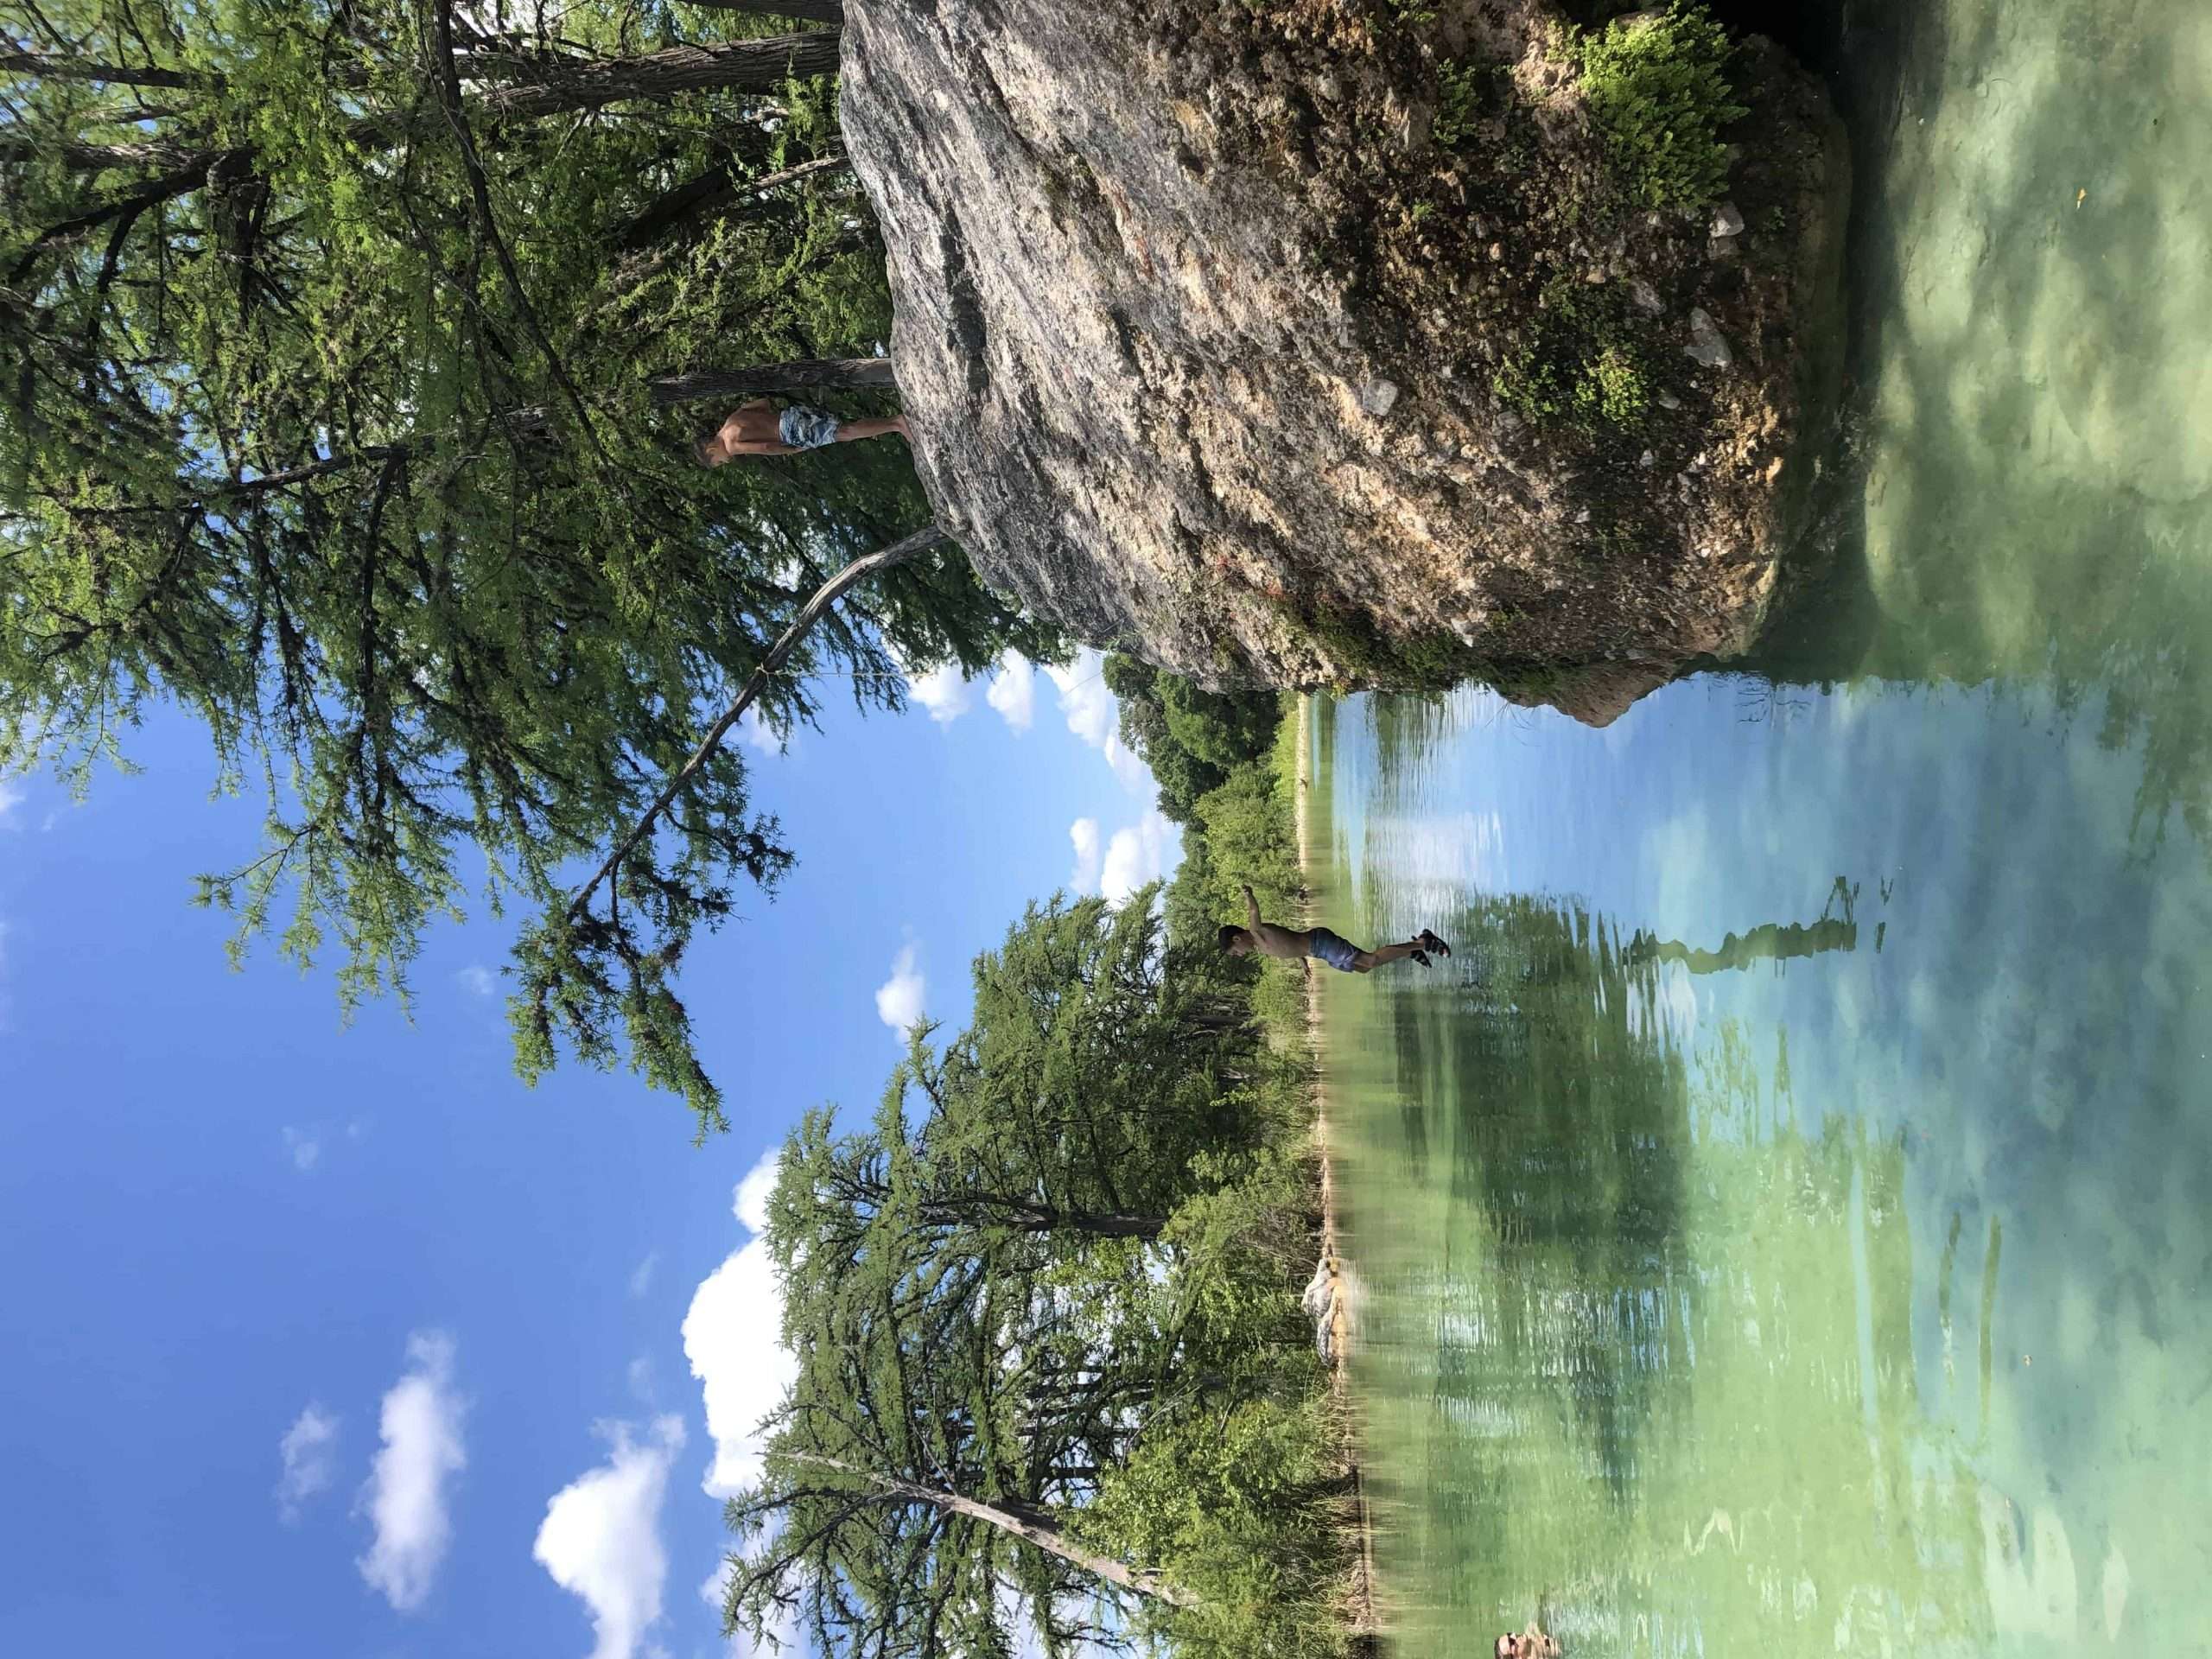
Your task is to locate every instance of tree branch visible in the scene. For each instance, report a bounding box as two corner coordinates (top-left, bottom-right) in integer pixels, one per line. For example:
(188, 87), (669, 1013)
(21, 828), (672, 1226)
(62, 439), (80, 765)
(566, 525), (946, 924)
(648, 355), (894, 408)
(682, 0), (845, 22)
(424, 0), (607, 461)
(0, 50), (205, 88)
(0, 135), (198, 169)
(5, 149), (228, 287)
(781, 1452), (1203, 1608)
(610, 151), (849, 253)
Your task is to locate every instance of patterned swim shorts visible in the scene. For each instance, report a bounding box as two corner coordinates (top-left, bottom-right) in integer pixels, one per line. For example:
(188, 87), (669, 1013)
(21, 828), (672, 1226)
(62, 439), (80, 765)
(1307, 926), (1363, 972)
(778, 405), (842, 450)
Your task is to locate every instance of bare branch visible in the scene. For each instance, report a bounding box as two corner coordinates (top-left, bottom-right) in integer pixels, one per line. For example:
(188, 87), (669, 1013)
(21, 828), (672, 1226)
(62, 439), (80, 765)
(780, 1452), (1204, 1608)
(566, 525), (946, 924)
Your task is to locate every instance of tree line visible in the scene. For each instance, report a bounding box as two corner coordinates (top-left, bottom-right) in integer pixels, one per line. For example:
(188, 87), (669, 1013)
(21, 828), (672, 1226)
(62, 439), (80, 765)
(724, 710), (1357, 1659)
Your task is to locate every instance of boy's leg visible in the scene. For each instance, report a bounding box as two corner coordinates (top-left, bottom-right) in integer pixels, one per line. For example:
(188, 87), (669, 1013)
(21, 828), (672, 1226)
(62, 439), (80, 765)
(1352, 940), (1426, 972)
(831, 416), (911, 444)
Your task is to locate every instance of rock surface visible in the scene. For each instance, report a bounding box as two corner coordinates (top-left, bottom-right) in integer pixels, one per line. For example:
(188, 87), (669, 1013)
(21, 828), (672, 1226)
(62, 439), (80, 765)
(841, 0), (1850, 721)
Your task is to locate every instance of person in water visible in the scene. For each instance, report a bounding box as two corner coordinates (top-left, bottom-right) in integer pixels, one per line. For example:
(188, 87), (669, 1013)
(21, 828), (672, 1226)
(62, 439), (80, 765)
(695, 398), (912, 464)
(1218, 882), (1450, 975)
(1495, 1630), (1560, 1659)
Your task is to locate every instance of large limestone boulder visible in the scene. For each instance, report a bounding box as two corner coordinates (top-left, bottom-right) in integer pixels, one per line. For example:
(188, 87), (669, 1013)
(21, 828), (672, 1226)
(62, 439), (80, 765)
(842, 0), (1848, 723)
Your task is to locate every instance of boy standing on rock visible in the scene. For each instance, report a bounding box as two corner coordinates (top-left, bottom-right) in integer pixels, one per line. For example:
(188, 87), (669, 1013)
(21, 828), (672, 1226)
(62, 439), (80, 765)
(696, 398), (912, 463)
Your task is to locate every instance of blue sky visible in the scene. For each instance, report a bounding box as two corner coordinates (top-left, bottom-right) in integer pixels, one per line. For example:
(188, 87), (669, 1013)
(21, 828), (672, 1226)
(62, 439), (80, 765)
(0, 648), (1177, 1659)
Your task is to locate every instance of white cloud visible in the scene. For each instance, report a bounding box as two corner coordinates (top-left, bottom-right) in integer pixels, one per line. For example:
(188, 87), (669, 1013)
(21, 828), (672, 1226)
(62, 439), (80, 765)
(628, 1253), (659, 1300)
(276, 1404), (341, 1523)
(1045, 652), (1150, 794)
(457, 964), (496, 997)
(736, 707), (783, 757)
(734, 1153), (779, 1235)
(626, 1355), (657, 1404)
(1069, 818), (1102, 894)
(282, 1126), (322, 1172)
(874, 943), (925, 1034)
(684, 1148), (798, 1498)
(534, 1415), (687, 1659)
(0, 778), (23, 827)
(1101, 810), (1182, 906)
(903, 660), (975, 725)
(986, 652), (1036, 732)
(358, 1331), (467, 1612)
(1044, 652), (1116, 746)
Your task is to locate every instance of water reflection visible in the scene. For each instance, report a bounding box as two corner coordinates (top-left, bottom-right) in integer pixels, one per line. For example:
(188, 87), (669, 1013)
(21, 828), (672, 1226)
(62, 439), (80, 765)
(1333, 879), (2003, 1654)
(1627, 876), (1860, 975)
(1324, 0), (2212, 1644)
(1314, 671), (2211, 1655)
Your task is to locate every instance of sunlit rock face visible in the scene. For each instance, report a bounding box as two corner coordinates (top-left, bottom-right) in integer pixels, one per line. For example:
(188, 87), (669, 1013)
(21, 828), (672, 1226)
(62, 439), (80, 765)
(842, 0), (1847, 724)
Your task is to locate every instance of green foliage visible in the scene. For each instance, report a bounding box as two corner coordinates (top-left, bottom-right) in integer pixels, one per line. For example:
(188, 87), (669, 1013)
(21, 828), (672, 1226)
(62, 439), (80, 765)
(0, 0), (1057, 1130)
(726, 883), (1348, 1656)
(1102, 652), (1283, 823)
(1268, 595), (1476, 693)
(1494, 277), (1659, 435)
(1077, 1397), (1346, 1659)
(1432, 58), (1508, 150)
(1572, 3), (1747, 213)
(1578, 340), (1653, 424)
(1192, 760), (1300, 926)
(719, 710), (1351, 1656)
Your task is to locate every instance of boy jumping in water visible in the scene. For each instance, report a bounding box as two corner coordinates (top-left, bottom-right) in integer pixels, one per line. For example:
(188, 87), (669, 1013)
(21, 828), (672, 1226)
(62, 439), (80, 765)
(1218, 883), (1451, 976)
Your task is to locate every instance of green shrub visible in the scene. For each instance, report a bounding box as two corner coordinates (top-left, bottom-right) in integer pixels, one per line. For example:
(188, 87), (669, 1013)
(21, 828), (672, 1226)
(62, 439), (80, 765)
(1433, 58), (1505, 149)
(1573, 3), (1746, 213)
(1494, 277), (1659, 434)
(1077, 1396), (1348, 1659)
(1194, 760), (1301, 924)
(1575, 340), (1651, 424)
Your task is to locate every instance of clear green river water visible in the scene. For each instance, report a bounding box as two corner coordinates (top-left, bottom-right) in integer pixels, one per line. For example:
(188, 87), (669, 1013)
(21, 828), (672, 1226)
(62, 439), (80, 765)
(1318, 1), (2212, 1651)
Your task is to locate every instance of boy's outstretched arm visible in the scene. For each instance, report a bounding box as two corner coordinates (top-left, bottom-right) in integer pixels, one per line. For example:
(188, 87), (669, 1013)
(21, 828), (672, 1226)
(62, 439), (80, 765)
(1242, 882), (1265, 935)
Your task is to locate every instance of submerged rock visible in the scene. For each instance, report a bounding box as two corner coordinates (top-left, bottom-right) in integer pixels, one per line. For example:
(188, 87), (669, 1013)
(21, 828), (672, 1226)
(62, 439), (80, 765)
(842, 0), (1850, 722)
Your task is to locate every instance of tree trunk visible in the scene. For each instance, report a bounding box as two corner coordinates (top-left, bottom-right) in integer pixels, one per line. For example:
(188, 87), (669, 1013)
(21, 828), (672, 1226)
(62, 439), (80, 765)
(0, 51), (202, 88)
(649, 356), (895, 407)
(785, 1453), (1203, 1608)
(0, 136), (200, 169)
(566, 525), (947, 923)
(470, 34), (842, 121)
(6, 33), (836, 117)
(683, 0), (846, 22)
(612, 152), (849, 252)
(1026, 1209), (1169, 1240)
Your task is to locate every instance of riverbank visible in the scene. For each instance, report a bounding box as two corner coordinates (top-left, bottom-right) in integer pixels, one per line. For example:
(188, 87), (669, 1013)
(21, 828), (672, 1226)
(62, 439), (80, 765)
(1292, 694), (1383, 1649)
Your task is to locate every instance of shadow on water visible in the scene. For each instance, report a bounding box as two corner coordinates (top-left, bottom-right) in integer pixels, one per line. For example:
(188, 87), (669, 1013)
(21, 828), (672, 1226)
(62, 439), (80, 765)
(1719, 0), (2212, 857)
